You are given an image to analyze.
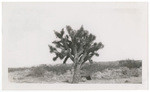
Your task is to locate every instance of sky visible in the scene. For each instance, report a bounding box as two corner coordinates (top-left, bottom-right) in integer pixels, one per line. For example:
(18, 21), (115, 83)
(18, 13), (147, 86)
(3, 2), (148, 67)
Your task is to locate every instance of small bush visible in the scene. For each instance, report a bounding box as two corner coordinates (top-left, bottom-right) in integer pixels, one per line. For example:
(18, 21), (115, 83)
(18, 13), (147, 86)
(29, 65), (47, 77)
(130, 68), (142, 77)
(91, 68), (123, 79)
(119, 59), (142, 69)
(120, 67), (131, 78)
(82, 62), (119, 74)
(91, 71), (103, 79)
(46, 64), (72, 75)
(8, 67), (28, 73)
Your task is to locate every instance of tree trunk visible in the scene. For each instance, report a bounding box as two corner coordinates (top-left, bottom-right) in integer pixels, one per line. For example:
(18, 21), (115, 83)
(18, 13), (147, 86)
(72, 63), (81, 83)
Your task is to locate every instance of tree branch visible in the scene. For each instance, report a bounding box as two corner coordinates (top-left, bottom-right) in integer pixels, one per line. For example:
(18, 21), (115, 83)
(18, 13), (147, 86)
(63, 56), (69, 64)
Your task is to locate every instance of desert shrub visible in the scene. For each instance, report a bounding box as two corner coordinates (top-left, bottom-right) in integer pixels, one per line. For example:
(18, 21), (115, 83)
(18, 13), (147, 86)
(91, 68), (124, 79)
(29, 65), (47, 77)
(45, 64), (72, 75)
(39, 64), (50, 70)
(62, 69), (74, 83)
(45, 70), (73, 83)
(8, 69), (32, 83)
(119, 67), (131, 78)
(8, 67), (29, 73)
(91, 66), (142, 80)
(130, 68), (142, 77)
(120, 68), (141, 77)
(82, 62), (119, 74)
(119, 59), (142, 69)
(91, 71), (103, 79)
(102, 68), (123, 79)
(43, 71), (55, 78)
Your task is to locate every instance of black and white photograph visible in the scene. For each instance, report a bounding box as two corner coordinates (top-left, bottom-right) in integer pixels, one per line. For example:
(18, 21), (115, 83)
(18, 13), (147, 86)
(2, 2), (148, 90)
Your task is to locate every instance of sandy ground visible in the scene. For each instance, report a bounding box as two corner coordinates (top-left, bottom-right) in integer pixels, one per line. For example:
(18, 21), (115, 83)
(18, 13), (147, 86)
(79, 77), (142, 84)
(9, 71), (141, 84)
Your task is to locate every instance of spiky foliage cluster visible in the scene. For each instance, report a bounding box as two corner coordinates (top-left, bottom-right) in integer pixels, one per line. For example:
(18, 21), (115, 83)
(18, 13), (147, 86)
(48, 26), (104, 66)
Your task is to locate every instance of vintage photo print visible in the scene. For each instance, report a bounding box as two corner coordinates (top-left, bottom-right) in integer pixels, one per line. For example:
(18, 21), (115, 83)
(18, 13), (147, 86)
(2, 2), (148, 90)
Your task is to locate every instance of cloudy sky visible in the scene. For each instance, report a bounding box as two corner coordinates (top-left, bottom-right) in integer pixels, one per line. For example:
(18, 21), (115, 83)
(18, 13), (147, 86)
(3, 2), (148, 67)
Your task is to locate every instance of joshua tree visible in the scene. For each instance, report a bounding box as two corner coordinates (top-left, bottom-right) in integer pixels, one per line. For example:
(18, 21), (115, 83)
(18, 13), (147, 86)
(48, 25), (104, 83)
